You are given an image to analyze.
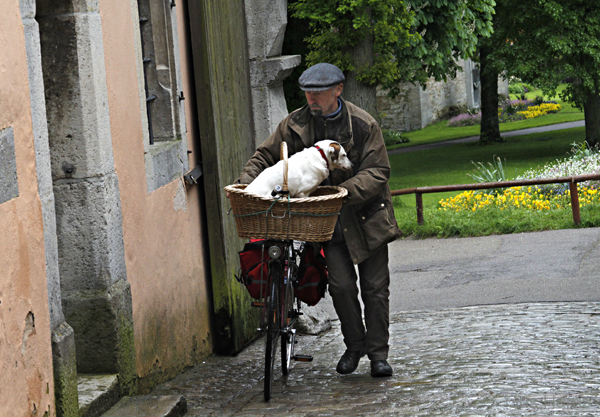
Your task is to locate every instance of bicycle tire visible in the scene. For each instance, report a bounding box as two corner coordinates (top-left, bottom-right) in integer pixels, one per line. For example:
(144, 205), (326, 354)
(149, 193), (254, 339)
(264, 268), (280, 401)
(281, 276), (295, 375)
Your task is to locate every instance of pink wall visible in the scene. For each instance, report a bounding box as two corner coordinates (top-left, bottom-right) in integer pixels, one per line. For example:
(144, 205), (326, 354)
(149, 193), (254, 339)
(99, 0), (213, 382)
(0, 3), (55, 415)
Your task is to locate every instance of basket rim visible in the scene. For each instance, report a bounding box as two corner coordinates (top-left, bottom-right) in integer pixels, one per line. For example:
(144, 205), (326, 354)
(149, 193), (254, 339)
(224, 183), (347, 203)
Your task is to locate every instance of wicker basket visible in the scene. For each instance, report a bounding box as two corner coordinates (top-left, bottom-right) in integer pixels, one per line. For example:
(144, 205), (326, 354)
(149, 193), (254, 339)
(225, 143), (347, 242)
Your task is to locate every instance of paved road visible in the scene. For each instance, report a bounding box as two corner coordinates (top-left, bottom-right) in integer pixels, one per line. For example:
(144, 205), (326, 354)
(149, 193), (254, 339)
(147, 227), (600, 416)
(388, 120), (585, 155)
(153, 301), (600, 416)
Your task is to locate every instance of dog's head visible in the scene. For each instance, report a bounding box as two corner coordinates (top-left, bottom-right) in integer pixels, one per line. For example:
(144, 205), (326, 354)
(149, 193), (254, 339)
(315, 140), (353, 171)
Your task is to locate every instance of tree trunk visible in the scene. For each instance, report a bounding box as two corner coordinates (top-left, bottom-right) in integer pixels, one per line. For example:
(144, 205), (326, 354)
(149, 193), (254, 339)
(479, 45), (502, 144)
(341, 8), (377, 116)
(583, 87), (600, 147)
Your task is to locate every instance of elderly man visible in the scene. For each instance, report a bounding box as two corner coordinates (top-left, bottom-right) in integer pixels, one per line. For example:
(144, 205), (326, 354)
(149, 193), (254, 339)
(236, 63), (401, 377)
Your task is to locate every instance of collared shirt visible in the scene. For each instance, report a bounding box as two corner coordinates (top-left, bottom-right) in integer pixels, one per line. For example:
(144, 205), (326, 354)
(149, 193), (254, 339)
(322, 99), (342, 118)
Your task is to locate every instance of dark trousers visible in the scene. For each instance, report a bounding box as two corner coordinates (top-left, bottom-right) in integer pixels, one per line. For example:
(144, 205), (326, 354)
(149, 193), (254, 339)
(322, 241), (390, 361)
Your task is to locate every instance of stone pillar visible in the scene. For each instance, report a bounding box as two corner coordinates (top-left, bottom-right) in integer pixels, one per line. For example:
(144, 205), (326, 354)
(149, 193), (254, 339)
(498, 75), (509, 97)
(464, 58), (481, 110)
(36, 0), (136, 395)
(18, 1), (79, 415)
(245, 0), (300, 147)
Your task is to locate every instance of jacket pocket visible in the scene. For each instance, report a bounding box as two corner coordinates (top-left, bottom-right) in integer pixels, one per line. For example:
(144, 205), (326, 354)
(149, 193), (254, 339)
(356, 198), (397, 252)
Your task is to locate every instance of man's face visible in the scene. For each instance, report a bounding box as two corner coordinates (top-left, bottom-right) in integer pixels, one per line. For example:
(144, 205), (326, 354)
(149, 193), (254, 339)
(305, 84), (343, 117)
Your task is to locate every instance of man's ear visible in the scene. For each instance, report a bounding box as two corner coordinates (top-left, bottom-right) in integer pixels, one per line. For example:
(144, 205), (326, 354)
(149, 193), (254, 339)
(329, 142), (341, 162)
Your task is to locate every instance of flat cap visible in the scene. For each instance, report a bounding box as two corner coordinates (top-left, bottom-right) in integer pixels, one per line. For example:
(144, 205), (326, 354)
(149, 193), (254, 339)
(299, 63), (345, 91)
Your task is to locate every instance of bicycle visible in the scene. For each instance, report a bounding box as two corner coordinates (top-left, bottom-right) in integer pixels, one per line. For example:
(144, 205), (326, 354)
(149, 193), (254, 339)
(258, 238), (313, 402)
(226, 142), (345, 401)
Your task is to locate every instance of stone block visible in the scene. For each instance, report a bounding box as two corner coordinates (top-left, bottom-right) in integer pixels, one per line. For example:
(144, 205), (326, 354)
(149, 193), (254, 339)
(249, 55), (300, 144)
(249, 55), (301, 86)
(53, 172), (126, 291)
(145, 140), (186, 193)
(245, 0), (288, 59)
(62, 279), (135, 379)
(77, 374), (120, 417)
(102, 395), (187, 417)
(21, 18), (54, 199)
(52, 322), (79, 417)
(0, 127), (19, 205)
(38, 13), (115, 180)
(39, 192), (65, 328)
(18, 0), (35, 19)
(37, 0), (99, 17)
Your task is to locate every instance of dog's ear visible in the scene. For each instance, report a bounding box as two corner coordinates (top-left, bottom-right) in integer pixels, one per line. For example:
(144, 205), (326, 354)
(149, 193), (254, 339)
(329, 142), (341, 162)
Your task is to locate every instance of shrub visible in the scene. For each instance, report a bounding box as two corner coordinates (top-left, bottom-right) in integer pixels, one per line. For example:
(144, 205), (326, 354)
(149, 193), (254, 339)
(468, 156), (508, 183)
(382, 129), (408, 146)
(509, 84), (524, 95)
(467, 156), (510, 195)
(533, 95), (545, 106)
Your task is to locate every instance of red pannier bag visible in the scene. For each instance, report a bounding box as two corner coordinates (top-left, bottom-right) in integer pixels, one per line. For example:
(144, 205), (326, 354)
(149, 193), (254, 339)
(236, 240), (269, 299)
(295, 244), (328, 306)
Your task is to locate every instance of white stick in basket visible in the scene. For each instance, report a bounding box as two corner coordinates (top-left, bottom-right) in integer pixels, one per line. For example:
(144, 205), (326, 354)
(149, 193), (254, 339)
(244, 140), (353, 198)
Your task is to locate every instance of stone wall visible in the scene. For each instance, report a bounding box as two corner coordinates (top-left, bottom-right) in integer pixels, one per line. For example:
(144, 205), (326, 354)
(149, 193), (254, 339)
(377, 59), (509, 132)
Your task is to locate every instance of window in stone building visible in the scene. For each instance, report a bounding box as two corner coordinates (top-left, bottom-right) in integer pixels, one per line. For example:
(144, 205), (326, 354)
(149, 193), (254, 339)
(137, 0), (182, 144)
(134, 0), (188, 192)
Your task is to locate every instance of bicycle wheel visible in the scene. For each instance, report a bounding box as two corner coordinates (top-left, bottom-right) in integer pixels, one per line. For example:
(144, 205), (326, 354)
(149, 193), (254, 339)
(281, 276), (295, 375)
(264, 268), (280, 401)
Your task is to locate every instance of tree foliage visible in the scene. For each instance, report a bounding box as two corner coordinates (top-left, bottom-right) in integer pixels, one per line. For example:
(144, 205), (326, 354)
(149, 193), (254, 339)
(290, 0), (415, 89)
(480, 0), (600, 146)
(389, 0), (495, 94)
(290, 0), (496, 96)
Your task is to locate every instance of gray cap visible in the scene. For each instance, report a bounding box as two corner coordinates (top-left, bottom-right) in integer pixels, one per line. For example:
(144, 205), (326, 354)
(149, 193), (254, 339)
(299, 63), (345, 91)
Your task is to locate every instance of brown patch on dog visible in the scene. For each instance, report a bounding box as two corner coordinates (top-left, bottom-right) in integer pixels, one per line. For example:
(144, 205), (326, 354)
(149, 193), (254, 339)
(330, 142), (341, 162)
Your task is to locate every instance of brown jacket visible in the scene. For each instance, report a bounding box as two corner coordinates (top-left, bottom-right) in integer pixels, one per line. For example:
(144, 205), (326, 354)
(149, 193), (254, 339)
(237, 98), (401, 264)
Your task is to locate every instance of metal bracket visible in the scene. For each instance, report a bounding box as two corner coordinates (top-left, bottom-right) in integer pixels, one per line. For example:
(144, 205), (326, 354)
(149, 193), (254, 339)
(183, 163), (203, 185)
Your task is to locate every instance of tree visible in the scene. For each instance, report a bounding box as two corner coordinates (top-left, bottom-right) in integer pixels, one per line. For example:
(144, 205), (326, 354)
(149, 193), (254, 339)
(289, 0), (496, 115)
(290, 0), (414, 114)
(480, 0), (600, 146)
(478, 42), (503, 143)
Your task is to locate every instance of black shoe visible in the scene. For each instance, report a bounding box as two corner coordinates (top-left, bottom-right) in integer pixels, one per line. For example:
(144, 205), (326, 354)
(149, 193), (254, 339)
(336, 349), (362, 374)
(370, 360), (393, 377)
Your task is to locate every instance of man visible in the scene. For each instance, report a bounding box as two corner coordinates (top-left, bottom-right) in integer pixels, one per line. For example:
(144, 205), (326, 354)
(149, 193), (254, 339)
(236, 63), (401, 377)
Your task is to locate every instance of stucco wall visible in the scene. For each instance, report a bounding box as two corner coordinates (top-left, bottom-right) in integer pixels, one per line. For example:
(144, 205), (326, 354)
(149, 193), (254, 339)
(0, 3), (55, 415)
(99, 0), (212, 386)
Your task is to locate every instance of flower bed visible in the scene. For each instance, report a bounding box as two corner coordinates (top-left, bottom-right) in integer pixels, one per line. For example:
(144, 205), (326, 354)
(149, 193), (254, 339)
(447, 98), (561, 127)
(446, 112), (481, 127)
(439, 186), (599, 213)
(517, 102), (562, 119)
(439, 143), (600, 213)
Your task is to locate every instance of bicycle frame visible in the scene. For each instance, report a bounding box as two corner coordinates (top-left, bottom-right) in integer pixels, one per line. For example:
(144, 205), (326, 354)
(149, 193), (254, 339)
(258, 239), (307, 401)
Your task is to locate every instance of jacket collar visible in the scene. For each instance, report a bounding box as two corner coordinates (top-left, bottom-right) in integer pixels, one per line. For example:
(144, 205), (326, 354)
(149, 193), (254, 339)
(289, 97), (354, 151)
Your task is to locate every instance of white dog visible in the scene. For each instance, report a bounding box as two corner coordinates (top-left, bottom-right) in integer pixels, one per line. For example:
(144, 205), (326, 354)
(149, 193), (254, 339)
(244, 140), (353, 198)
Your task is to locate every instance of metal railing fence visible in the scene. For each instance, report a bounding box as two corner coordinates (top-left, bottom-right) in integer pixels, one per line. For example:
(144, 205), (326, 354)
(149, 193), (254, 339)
(391, 173), (600, 226)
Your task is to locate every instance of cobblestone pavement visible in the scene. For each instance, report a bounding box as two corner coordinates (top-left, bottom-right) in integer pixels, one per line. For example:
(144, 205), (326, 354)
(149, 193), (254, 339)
(151, 301), (600, 416)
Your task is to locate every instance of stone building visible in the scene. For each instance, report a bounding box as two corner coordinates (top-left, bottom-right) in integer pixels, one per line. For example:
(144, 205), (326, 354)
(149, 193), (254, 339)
(1, 0), (293, 415)
(377, 59), (509, 132)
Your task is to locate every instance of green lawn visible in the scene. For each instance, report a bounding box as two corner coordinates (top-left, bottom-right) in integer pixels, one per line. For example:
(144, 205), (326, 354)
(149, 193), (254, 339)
(388, 84), (585, 150)
(388, 127), (598, 237)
